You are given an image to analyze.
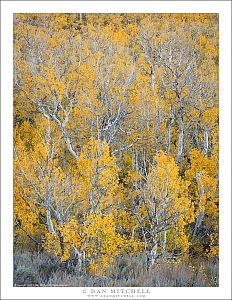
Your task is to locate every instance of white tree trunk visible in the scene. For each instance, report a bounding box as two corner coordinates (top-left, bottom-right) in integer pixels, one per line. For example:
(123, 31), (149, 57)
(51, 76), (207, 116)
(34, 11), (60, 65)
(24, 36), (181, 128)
(193, 172), (205, 236)
(176, 125), (184, 162)
(150, 65), (155, 90)
(166, 126), (171, 154)
(162, 230), (167, 256)
(203, 129), (209, 156)
(51, 114), (78, 160)
(166, 105), (174, 154)
(149, 239), (159, 267)
(46, 209), (55, 234)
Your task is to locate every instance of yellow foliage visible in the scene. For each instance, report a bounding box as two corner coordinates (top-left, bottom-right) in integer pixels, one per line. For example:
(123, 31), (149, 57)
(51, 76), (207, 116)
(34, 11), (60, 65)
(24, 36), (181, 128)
(144, 151), (194, 254)
(13, 13), (218, 270)
(76, 138), (120, 212)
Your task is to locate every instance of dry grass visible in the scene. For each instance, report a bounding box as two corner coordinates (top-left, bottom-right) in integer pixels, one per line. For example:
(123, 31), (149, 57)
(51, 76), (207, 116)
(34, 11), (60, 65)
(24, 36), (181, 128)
(14, 252), (218, 287)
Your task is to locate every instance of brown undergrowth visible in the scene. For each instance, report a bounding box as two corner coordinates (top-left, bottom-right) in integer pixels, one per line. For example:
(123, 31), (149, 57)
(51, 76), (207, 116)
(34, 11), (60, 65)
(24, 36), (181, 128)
(14, 252), (218, 287)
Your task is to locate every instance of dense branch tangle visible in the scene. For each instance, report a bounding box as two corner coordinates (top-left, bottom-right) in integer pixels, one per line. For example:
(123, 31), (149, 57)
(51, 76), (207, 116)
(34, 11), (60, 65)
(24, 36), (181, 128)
(14, 13), (219, 274)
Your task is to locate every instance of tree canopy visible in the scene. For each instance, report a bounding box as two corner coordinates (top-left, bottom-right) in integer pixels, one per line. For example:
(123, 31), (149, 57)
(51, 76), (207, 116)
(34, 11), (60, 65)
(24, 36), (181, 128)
(14, 13), (219, 275)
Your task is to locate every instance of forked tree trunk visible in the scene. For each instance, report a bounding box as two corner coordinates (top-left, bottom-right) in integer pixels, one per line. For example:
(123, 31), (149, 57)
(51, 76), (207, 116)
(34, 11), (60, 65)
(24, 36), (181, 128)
(51, 208), (65, 256)
(51, 114), (78, 160)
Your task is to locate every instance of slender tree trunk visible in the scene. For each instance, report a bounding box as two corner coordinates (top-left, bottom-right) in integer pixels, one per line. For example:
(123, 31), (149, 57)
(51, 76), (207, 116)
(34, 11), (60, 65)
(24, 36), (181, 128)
(46, 208), (55, 234)
(50, 208), (65, 256)
(175, 98), (185, 162)
(89, 190), (95, 213)
(203, 129), (209, 156)
(135, 149), (139, 173)
(176, 128), (184, 162)
(149, 240), (158, 267)
(154, 111), (161, 152)
(150, 65), (155, 91)
(45, 176), (55, 234)
(162, 230), (167, 256)
(51, 114), (78, 160)
(193, 172), (205, 236)
(16, 218), (40, 247)
(57, 230), (65, 256)
(132, 150), (135, 170)
(166, 126), (171, 154)
(150, 65), (161, 153)
(166, 105), (174, 154)
(176, 113), (184, 163)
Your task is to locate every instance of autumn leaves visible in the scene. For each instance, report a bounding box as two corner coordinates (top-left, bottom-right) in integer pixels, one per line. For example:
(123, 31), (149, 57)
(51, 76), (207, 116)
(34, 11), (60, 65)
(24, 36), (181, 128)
(13, 13), (219, 275)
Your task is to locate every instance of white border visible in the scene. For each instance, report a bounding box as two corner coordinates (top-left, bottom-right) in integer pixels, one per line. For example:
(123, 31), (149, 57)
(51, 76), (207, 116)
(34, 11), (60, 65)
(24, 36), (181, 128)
(1, 1), (231, 299)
